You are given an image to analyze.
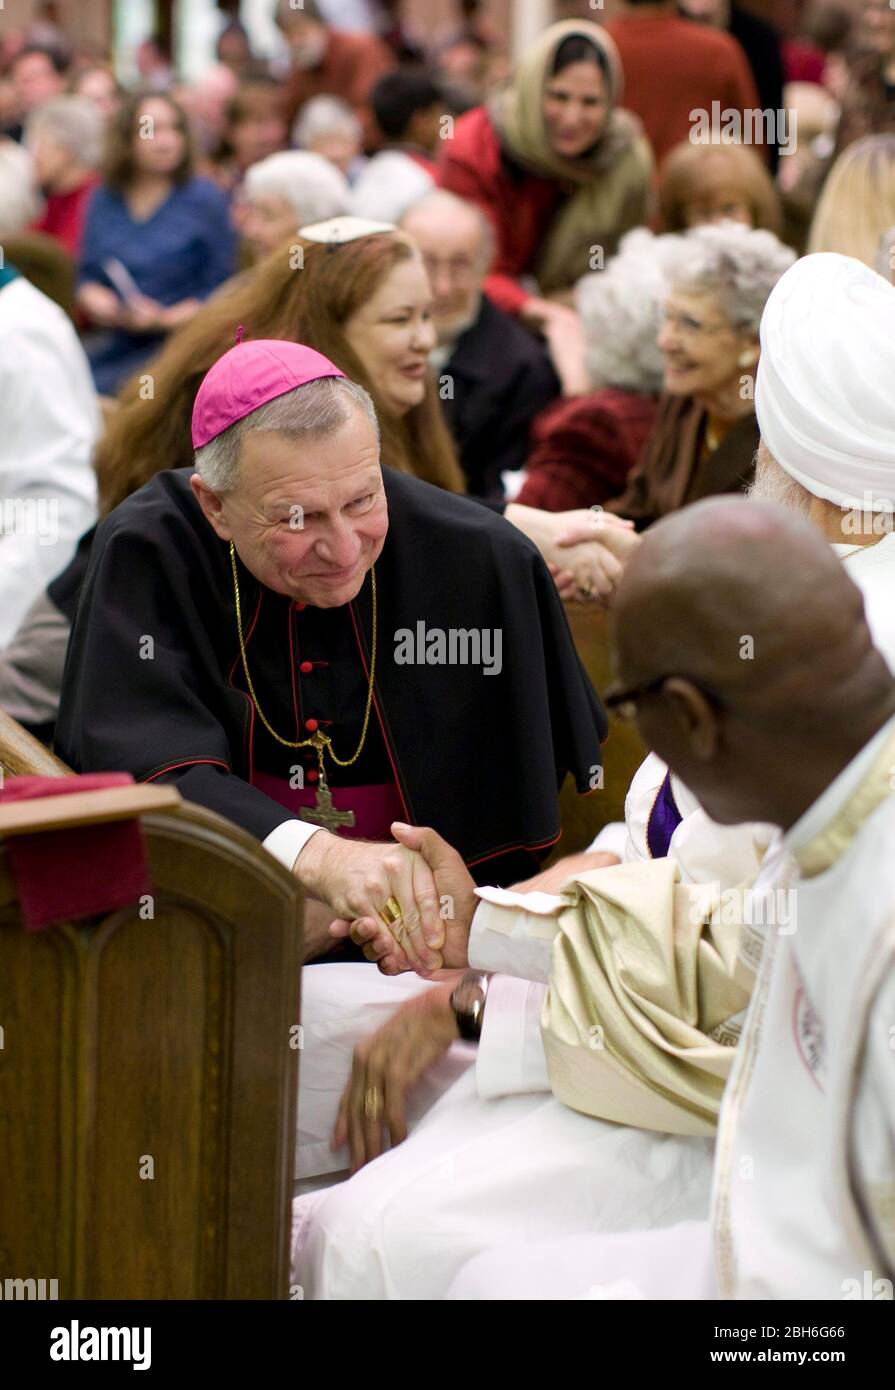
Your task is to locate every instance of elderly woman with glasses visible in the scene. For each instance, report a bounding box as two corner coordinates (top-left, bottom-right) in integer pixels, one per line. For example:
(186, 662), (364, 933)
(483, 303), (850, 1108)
(606, 222), (795, 530)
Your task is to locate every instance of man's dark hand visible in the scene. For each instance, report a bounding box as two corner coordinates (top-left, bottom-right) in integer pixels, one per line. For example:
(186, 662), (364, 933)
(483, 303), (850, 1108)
(329, 822), (478, 975)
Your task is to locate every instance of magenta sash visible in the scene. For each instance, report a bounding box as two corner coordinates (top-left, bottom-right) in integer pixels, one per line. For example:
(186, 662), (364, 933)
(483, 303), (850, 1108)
(252, 771), (405, 842)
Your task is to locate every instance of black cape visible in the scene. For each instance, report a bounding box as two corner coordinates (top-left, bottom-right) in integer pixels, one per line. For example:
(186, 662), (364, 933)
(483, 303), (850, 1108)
(56, 467), (607, 887)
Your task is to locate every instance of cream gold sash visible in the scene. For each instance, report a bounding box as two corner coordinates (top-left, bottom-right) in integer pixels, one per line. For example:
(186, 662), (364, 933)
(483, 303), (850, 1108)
(541, 860), (755, 1136)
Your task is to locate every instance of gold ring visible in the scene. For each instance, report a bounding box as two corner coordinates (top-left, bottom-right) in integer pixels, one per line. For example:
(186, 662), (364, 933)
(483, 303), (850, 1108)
(378, 896), (403, 927)
(364, 1086), (384, 1122)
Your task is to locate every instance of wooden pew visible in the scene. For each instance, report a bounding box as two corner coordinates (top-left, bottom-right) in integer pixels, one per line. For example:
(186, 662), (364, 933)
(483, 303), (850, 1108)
(556, 602), (647, 856)
(0, 717), (304, 1299)
(0, 706), (68, 780)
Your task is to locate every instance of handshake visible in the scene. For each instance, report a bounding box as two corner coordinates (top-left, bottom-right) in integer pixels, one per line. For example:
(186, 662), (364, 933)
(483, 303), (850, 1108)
(296, 821), (479, 974)
(296, 821), (621, 975)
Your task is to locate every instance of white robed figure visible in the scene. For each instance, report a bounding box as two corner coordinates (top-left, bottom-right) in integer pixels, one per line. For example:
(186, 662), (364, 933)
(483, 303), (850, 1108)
(452, 700), (895, 1301)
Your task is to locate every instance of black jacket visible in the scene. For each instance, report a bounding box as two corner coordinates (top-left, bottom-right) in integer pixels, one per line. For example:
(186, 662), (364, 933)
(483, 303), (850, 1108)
(730, 4), (786, 169)
(440, 294), (560, 500)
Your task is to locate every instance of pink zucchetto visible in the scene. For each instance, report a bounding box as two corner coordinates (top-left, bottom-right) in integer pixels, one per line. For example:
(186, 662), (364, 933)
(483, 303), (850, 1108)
(191, 339), (346, 450)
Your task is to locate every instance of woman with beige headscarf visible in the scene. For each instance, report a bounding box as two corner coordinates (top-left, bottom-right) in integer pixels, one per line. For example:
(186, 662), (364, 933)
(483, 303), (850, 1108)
(436, 19), (653, 347)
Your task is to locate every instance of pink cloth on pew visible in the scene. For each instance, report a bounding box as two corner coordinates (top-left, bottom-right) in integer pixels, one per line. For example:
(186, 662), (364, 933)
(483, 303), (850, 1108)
(0, 773), (151, 931)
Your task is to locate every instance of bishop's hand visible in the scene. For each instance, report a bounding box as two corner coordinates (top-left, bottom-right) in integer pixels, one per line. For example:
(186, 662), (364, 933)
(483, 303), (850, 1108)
(295, 829), (446, 975)
(330, 822), (478, 976)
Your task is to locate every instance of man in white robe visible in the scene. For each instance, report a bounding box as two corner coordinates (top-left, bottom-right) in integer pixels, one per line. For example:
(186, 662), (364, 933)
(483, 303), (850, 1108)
(451, 499), (895, 1300)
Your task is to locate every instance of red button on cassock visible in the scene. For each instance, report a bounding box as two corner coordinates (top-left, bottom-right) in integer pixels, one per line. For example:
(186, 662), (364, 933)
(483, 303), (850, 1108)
(307, 769), (319, 783)
(305, 718), (318, 732)
(294, 601), (306, 612)
(299, 661), (313, 674)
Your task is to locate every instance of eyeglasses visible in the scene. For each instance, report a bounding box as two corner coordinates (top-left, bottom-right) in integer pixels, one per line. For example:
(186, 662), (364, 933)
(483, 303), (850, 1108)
(604, 675), (726, 725)
(603, 675), (669, 724)
(660, 307), (731, 339)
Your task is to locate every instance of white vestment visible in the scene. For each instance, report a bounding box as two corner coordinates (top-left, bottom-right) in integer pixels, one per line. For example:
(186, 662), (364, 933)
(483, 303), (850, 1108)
(713, 718), (895, 1298)
(0, 277), (98, 646)
(832, 535), (895, 676)
(449, 718), (895, 1299)
(290, 816), (782, 1299)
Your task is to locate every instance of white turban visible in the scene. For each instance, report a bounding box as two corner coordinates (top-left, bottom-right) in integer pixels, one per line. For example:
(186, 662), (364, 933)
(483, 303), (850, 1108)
(755, 252), (895, 512)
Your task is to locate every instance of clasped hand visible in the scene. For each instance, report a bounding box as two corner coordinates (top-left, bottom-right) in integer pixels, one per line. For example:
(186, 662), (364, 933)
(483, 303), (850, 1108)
(320, 822), (478, 974)
(296, 822), (475, 974)
(330, 833), (623, 977)
(507, 503), (641, 604)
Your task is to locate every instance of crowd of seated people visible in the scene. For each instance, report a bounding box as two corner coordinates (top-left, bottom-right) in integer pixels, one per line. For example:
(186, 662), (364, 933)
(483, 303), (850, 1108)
(1, 0), (894, 1307)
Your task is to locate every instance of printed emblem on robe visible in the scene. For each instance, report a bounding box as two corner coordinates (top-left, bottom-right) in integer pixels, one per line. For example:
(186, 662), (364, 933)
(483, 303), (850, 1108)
(791, 959), (826, 1091)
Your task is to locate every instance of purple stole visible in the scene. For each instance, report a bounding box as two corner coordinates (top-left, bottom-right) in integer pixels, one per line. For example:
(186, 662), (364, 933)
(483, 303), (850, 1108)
(646, 770), (683, 859)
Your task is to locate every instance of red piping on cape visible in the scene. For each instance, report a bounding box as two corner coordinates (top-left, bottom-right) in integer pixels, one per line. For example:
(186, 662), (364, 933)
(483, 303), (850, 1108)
(466, 826), (562, 869)
(226, 581), (262, 684)
(347, 595), (411, 824)
(144, 757), (230, 781)
(288, 601), (302, 740)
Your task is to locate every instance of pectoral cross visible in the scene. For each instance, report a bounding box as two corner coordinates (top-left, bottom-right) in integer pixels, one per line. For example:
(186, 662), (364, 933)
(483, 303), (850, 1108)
(300, 766), (355, 833)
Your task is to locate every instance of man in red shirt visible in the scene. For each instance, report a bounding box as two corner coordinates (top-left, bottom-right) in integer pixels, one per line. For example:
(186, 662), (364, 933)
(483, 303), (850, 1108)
(26, 95), (103, 258)
(276, 0), (396, 153)
(607, 0), (763, 166)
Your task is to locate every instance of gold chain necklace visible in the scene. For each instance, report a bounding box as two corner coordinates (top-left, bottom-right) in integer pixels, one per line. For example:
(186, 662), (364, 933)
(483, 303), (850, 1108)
(229, 542), (377, 775)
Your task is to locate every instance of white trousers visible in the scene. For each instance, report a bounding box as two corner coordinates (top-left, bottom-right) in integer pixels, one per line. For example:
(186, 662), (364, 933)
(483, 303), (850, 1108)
(292, 964), (715, 1300)
(447, 1221), (718, 1300)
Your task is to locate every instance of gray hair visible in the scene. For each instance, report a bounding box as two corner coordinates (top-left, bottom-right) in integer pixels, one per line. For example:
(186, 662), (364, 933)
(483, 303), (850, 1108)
(0, 137), (40, 237)
(400, 188), (496, 271)
(669, 222), (796, 336)
(575, 228), (689, 393)
(195, 376), (379, 494)
(25, 96), (105, 169)
(747, 440), (813, 514)
(292, 96), (362, 150)
(243, 150), (350, 225)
